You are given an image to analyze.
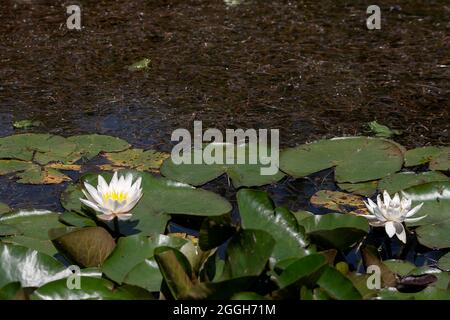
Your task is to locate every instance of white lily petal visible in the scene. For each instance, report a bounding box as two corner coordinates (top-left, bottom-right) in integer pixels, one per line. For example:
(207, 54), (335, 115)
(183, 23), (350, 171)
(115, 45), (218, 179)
(80, 198), (102, 213)
(97, 175), (109, 194)
(394, 222), (406, 244)
(405, 215), (427, 223)
(364, 200), (375, 214)
(377, 194), (384, 210)
(391, 193), (400, 207)
(405, 202), (424, 218)
(97, 213), (116, 221)
(383, 190), (391, 207)
(117, 213), (133, 221)
(385, 221), (396, 238)
(84, 182), (103, 205)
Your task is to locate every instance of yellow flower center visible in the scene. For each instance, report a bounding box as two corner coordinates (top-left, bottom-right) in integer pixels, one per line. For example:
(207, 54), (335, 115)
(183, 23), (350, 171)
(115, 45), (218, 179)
(103, 191), (128, 203)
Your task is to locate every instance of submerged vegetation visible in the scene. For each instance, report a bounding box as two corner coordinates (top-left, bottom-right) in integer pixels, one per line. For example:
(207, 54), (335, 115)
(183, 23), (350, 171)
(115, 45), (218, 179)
(0, 133), (448, 300)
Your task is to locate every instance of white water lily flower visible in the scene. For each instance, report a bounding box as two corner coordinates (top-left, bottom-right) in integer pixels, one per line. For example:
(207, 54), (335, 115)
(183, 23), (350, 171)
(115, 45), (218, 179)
(80, 172), (143, 221)
(362, 190), (426, 244)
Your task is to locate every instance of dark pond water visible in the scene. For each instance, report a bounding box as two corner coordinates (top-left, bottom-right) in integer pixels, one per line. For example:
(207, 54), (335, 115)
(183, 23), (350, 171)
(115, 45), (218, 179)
(0, 0), (449, 219)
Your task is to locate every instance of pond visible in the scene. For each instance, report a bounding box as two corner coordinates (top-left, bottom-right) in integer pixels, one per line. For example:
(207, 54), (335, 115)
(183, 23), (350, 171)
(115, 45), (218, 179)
(0, 0), (449, 300)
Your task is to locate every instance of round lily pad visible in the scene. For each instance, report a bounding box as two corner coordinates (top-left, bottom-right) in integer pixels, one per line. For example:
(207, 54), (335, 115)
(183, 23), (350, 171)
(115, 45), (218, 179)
(280, 137), (404, 183)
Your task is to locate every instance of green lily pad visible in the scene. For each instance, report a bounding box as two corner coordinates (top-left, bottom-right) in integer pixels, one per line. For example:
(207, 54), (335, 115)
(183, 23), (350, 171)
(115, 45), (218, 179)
(277, 254), (327, 288)
(16, 166), (71, 184)
(280, 137), (404, 183)
(31, 277), (153, 300)
(122, 258), (162, 292)
(438, 253), (450, 271)
(317, 267), (362, 300)
(50, 227), (116, 268)
(0, 224), (20, 236)
(0, 160), (34, 175)
(161, 143), (285, 188)
(404, 146), (449, 168)
(221, 229), (275, 280)
(2, 236), (57, 256)
(103, 149), (168, 171)
(430, 151), (450, 171)
(102, 234), (186, 284)
(302, 213), (369, 250)
(237, 189), (310, 263)
(0, 134), (77, 163)
(338, 180), (378, 197)
(0, 209), (65, 240)
(402, 181), (450, 227)
(0, 203), (11, 215)
(378, 171), (449, 194)
(377, 287), (450, 300)
(0, 243), (71, 288)
(383, 259), (417, 276)
(59, 211), (96, 227)
(67, 134), (130, 161)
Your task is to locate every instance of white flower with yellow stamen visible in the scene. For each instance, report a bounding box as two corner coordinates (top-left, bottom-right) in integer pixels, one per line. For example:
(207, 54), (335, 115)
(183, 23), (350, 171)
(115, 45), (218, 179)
(361, 190), (426, 244)
(80, 172), (143, 221)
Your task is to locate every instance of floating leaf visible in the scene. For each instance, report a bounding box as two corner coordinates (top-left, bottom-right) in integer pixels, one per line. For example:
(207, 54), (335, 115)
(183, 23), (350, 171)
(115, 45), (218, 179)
(161, 143), (285, 188)
(13, 119), (43, 129)
(310, 190), (368, 215)
(280, 137), (404, 183)
(383, 259), (417, 277)
(438, 253), (450, 271)
(51, 227), (116, 268)
(430, 151), (450, 171)
(0, 203), (11, 215)
(377, 286), (450, 300)
(302, 213), (369, 250)
(2, 236), (57, 256)
(67, 134), (130, 160)
(128, 58), (151, 71)
(123, 258), (162, 292)
(0, 160), (33, 175)
(0, 134), (77, 163)
(31, 277), (152, 300)
(221, 229), (275, 279)
(0, 224), (20, 236)
(404, 146), (449, 168)
(104, 149), (169, 171)
(16, 166), (71, 184)
(237, 189), (310, 263)
(277, 254), (327, 288)
(0, 210), (65, 240)
(401, 181), (450, 249)
(0, 243), (71, 288)
(317, 267), (362, 300)
(59, 211), (96, 227)
(102, 234), (186, 284)
(378, 171), (449, 194)
(338, 180), (378, 197)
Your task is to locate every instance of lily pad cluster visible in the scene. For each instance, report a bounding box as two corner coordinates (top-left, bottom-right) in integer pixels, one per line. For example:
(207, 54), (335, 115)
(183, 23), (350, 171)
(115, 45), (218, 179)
(0, 134), (167, 184)
(0, 134), (449, 300)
